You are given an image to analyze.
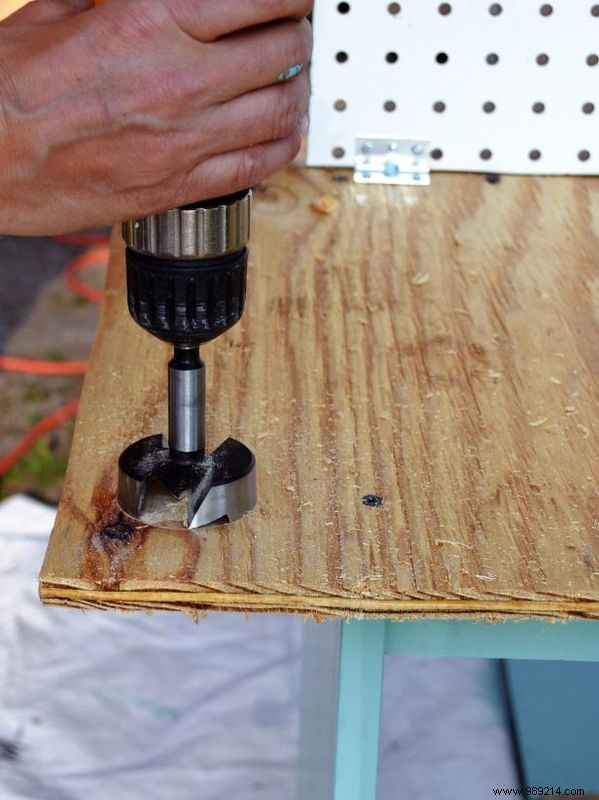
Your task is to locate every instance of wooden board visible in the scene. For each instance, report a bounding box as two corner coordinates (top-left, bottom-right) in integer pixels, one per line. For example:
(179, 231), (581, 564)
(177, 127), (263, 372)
(40, 168), (599, 619)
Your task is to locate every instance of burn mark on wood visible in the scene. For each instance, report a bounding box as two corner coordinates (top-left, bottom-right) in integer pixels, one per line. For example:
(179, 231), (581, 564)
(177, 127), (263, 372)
(101, 514), (134, 542)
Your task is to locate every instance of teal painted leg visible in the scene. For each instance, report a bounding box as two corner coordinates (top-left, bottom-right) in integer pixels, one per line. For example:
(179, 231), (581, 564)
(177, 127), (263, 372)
(297, 621), (341, 800)
(334, 621), (386, 800)
(505, 660), (599, 793)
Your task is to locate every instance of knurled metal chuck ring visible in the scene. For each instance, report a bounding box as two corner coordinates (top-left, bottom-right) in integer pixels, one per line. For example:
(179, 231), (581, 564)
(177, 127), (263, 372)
(122, 190), (251, 260)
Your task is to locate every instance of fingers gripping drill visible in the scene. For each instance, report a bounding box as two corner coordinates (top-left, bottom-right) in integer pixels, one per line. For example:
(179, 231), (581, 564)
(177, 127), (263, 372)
(117, 193), (257, 529)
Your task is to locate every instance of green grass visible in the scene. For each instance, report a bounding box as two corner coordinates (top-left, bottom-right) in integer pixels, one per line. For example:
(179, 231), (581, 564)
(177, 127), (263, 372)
(41, 349), (65, 362)
(0, 438), (69, 500)
(22, 383), (50, 403)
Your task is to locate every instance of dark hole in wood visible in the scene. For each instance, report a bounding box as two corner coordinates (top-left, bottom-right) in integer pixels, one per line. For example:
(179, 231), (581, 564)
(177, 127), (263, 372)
(362, 494), (384, 507)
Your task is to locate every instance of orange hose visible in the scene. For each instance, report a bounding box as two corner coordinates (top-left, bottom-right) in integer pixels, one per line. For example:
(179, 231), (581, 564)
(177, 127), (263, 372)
(63, 245), (108, 304)
(0, 239), (109, 478)
(0, 356), (89, 375)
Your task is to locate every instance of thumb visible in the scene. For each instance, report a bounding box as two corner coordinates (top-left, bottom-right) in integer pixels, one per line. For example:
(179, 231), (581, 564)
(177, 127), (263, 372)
(7, 0), (94, 24)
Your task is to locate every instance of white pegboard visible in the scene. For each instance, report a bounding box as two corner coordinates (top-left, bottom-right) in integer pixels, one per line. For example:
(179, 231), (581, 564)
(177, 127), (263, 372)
(307, 1), (599, 174)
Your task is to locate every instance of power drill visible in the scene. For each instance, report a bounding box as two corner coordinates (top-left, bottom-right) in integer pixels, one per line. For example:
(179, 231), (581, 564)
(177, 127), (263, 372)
(117, 192), (257, 529)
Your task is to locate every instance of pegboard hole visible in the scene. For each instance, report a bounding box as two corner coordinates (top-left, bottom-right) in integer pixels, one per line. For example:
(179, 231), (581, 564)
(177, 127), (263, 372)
(332, 147), (346, 159)
(336, 2), (351, 13)
(386, 51), (399, 64)
(489, 3), (503, 15)
(387, 2), (401, 15)
(486, 53), (500, 65)
(431, 148), (444, 160)
(435, 52), (449, 64)
(536, 53), (550, 65)
(335, 51), (349, 63)
(587, 54), (599, 65)
(433, 101), (446, 113)
(483, 101), (496, 113)
(438, 3), (452, 14)
(383, 100), (397, 112)
(334, 99), (347, 112)
(532, 101), (545, 113)
(582, 102), (595, 114)
(591, 4), (599, 16)
(539, 4), (553, 16)
(480, 149), (493, 160)
(578, 150), (591, 161)
(529, 149), (542, 161)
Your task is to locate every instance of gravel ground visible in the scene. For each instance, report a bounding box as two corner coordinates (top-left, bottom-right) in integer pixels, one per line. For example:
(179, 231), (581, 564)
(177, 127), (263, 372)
(0, 234), (105, 503)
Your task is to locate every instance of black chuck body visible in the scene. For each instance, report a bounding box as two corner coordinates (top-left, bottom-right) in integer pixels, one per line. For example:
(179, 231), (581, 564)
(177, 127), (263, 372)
(125, 247), (248, 348)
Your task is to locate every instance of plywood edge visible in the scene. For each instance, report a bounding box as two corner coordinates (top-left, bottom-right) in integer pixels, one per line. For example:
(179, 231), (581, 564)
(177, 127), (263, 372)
(39, 586), (599, 620)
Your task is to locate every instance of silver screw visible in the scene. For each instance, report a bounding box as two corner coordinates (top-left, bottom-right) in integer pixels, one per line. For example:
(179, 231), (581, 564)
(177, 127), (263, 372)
(411, 143), (424, 155)
(361, 141), (374, 154)
(388, 141), (399, 151)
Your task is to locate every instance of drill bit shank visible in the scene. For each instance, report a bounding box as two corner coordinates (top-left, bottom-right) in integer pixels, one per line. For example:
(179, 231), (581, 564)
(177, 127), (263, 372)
(168, 348), (206, 455)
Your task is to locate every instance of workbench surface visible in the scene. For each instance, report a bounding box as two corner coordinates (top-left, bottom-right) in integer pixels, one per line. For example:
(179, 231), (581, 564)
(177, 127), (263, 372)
(40, 168), (599, 619)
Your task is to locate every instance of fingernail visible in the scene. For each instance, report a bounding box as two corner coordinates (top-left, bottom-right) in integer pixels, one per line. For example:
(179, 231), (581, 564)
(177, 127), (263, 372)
(298, 114), (310, 136)
(277, 63), (305, 82)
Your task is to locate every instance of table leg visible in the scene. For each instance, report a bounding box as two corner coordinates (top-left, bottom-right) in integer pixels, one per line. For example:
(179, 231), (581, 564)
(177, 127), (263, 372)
(297, 620), (386, 800)
(297, 620), (342, 800)
(334, 621), (386, 800)
(505, 660), (599, 793)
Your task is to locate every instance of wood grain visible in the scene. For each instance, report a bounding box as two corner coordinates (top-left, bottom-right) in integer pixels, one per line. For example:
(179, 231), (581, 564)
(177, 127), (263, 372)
(40, 168), (599, 619)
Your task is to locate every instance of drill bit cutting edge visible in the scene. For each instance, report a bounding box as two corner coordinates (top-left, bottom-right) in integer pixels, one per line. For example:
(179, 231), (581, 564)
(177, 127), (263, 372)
(117, 192), (257, 529)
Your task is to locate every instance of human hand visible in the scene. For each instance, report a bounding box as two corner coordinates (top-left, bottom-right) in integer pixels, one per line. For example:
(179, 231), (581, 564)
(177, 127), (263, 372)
(0, 0), (312, 234)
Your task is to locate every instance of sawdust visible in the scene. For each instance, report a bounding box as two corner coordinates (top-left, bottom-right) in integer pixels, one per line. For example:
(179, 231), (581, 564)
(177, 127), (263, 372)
(311, 194), (339, 215)
(528, 418), (548, 427)
(411, 272), (431, 286)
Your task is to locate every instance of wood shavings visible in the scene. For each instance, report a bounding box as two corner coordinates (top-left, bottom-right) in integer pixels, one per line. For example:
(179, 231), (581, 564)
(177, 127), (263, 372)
(475, 573), (498, 582)
(487, 370), (502, 380)
(411, 272), (431, 286)
(435, 539), (475, 550)
(311, 194), (339, 215)
(577, 424), (591, 439)
(528, 417), (548, 427)
(564, 406), (577, 415)
(549, 377), (562, 385)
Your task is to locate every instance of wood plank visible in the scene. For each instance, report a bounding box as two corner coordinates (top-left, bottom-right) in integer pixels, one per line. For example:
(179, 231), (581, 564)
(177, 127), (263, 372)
(40, 168), (599, 619)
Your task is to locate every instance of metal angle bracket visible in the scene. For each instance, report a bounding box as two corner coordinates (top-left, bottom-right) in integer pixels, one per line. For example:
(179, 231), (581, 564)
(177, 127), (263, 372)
(354, 138), (431, 186)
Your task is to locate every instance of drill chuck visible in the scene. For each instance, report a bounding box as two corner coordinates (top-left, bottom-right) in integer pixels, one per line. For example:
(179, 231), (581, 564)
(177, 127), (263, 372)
(123, 191), (251, 348)
(123, 191), (251, 260)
